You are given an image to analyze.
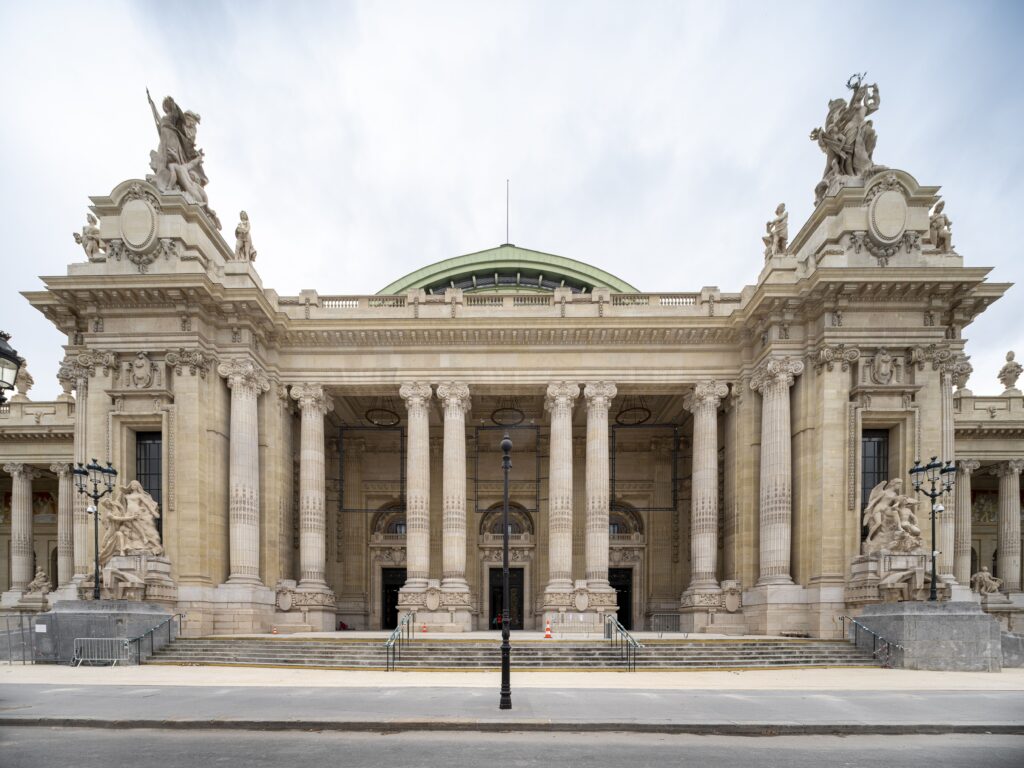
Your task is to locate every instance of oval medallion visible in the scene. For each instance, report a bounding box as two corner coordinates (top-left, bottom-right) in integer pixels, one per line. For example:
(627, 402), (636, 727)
(121, 198), (158, 252)
(869, 189), (907, 244)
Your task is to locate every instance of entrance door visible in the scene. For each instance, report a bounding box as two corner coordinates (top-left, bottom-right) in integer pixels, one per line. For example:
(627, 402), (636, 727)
(609, 568), (633, 630)
(381, 568), (406, 630)
(488, 568), (524, 630)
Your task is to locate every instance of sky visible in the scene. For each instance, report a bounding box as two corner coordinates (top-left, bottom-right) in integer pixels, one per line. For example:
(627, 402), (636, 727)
(1, 0), (1022, 399)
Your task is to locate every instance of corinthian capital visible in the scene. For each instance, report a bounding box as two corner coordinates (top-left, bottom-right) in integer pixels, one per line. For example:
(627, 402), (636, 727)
(583, 382), (617, 411)
(686, 380), (729, 412)
(217, 358), (270, 395)
(290, 383), (334, 414)
(436, 382), (471, 414)
(957, 459), (981, 475)
(399, 382), (433, 410)
(545, 381), (580, 413)
(4, 463), (41, 480)
(997, 459), (1024, 478)
(750, 356), (804, 394)
(49, 463), (71, 478)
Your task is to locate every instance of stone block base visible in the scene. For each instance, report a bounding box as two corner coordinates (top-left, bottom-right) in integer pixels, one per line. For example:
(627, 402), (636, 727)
(0, 589), (25, 609)
(742, 583), (811, 636)
(396, 580), (472, 631)
(212, 582), (275, 635)
(856, 601), (1003, 672)
(270, 612), (314, 633)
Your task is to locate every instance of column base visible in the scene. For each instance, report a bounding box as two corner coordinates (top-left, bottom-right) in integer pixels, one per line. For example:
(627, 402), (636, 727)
(742, 582), (810, 636)
(213, 581), (275, 634)
(276, 580), (337, 632)
(541, 580), (616, 633)
(0, 589), (25, 609)
(397, 579), (472, 631)
(680, 584), (722, 633)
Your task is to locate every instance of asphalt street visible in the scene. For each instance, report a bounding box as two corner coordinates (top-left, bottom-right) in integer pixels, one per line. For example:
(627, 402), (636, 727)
(1, 729), (1022, 768)
(2, 684), (1023, 732)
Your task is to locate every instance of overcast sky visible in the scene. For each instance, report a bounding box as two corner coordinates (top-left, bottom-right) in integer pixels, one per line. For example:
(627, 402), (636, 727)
(2, 1), (1022, 399)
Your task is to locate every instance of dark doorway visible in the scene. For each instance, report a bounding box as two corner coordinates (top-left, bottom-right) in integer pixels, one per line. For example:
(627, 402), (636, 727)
(381, 568), (406, 630)
(488, 568), (524, 630)
(609, 568), (633, 630)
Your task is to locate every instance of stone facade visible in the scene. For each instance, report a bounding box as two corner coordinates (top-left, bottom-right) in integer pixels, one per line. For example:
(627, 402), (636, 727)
(1, 81), (1023, 637)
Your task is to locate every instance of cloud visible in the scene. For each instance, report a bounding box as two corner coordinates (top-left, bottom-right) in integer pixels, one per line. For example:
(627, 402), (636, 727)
(1, 0), (1021, 397)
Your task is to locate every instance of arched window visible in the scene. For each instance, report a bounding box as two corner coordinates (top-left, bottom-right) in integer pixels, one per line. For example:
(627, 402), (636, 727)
(386, 517), (407, 535)
(480, 503), (534, 537)
(372, 503), (407, 537)
(609, 503), (643, 536)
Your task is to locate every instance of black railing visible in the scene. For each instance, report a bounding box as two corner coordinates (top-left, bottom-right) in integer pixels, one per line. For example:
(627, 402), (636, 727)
(384, 612), (414, 671)
(605, 614), (641, 671)
(839, 615), (904, 668)
(128, 613), (183, 664)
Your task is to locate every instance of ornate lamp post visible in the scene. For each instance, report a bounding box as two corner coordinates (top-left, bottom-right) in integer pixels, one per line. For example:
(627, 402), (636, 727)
(72, 458), (117, 600)
(0, 332), (22, 406)
(499, 433), (513, 710)
(909, 456), (956, 602)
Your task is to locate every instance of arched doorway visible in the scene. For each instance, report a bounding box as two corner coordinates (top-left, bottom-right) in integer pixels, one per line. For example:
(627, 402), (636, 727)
(369, 503), (406, 630)
(479, 503), (534, 630)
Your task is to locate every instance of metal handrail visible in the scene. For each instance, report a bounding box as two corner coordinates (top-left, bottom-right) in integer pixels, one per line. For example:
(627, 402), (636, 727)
(127, 613), (183, 664)
(605, 614), (642, 671)
(838, 615), (904, 669)
(384, 611), (414, 671)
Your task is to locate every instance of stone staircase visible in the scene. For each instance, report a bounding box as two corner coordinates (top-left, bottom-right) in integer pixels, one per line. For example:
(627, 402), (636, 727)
(146, 637), (880, 670)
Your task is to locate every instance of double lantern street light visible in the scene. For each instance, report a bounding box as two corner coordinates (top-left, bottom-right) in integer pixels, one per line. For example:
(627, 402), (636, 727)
(0, 331), (23, 406)
(72, 459), (118, 600)
(909, 456), (957, 602)
(498, 433), (513, 710)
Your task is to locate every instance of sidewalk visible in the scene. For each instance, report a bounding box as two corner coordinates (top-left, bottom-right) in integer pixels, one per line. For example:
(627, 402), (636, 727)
(2, 665), (1023, 734)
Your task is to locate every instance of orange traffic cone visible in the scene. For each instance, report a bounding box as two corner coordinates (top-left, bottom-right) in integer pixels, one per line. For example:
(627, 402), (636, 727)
(422, 622), (427, 633)
(272, 626), (278, 635)
(544, 618), (552, 639)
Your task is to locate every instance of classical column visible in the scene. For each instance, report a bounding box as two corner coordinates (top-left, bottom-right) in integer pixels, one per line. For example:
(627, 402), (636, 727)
(937, 364), (957, 579)
(50, 463), (74, 587)
(545, 382), (580, 594)
(954, 459), (980, 586)
(584, 382), (616, 591)
(437, 382), (471, 593)
(60, 365), (89, 582)
(685, 381), (729, 591)
(997, 460), (1024, 592)
(4, 464), (41, 591)
(217, 359), (271, 585)
(291, 383), (334, 591)
(750, 357), (803, 585)
(400, 383), (433, 592)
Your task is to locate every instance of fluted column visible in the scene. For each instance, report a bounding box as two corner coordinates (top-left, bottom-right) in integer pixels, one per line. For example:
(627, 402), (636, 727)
(64, 369), (89, 582)
(938, 366), (957, 579)
(400, 383), (433, 591)
(750, 357), (803, 585)
(584, 382), (616, 591)
(437, 382), (471, 593)
(4, 463), (41, 590)
(686, 381), (729, 591)
(50, 463), (74, 586)
(291, 383), (334, 590)
(997, 460), (1024, 592)
(218, 359), (271, 585)
(545, 382), (580, 593)
(954, 459), (980, 586)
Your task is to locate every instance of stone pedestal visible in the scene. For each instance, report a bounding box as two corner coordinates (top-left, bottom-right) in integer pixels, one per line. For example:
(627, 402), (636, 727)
(742, 583), (810, 636)
(102, 553), (178, 606)
(212, 582), (275, 634)
(855, 601), (1003, 672)
(397, 579), (473, 632)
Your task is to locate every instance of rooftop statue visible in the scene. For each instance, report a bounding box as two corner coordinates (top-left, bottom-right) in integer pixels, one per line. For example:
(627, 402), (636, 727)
(999, 351), (1022, 394)
(234, 210), (257, 261)
(810, 73), (882, 205)
(73, 213), (105, 262)
(928, 200), (953, 252)
(762, 203), (788, 260)
(145, 89), (222, 230)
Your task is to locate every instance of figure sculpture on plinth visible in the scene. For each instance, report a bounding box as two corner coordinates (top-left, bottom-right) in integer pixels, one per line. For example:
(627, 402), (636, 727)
(73, 213), (105, 262)
(762, 203), (788, 259)
(810, 73), (882, 204)
(234, 210), (257, 261)
(928, 200), (953, 252)
(98, 481), (164, 564)
(862, 479), (923, 555)
(25, 569), (51, 595)
(998, 351), (1022, 393)
(145, 88), (222, 229)
(970, 567), (1002, 595)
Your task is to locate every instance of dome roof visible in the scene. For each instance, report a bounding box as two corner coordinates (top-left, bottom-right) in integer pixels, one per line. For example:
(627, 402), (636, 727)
(377, 244), (639, 295)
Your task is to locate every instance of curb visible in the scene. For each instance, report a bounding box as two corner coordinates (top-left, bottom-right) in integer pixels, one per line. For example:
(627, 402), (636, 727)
(2, 718), (1021, 736)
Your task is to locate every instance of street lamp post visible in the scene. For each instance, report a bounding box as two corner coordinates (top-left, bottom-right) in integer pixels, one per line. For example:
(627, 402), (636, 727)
(499, 433), (512, 710)
(909, 456), (956, 602)
(0, 331), (23, 406)
(72, 458), (118, 600)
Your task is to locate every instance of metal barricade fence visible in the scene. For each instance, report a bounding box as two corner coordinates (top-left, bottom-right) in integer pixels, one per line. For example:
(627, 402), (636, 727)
(73, 638), (134, 666)
(1, 613), (35, 664)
